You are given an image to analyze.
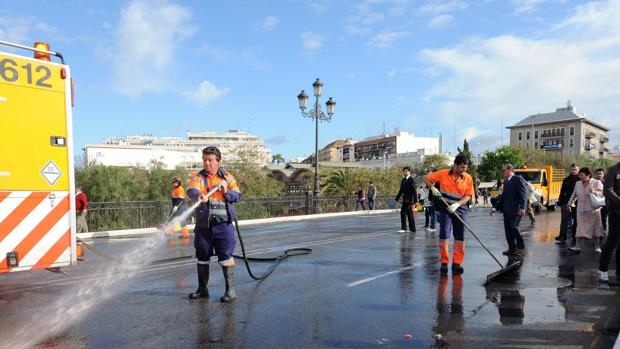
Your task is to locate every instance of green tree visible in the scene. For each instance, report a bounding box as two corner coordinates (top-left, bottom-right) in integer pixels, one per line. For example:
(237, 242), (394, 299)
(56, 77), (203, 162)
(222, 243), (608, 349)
(478, 146), (525, 181)
(225, 147), (286, 198)
(413, 154), (450, 178)
(322, 169), (355, 195)
(272, 153), (285, 164)
(458, 139), (477, 181)
(75, 164), (144, 202)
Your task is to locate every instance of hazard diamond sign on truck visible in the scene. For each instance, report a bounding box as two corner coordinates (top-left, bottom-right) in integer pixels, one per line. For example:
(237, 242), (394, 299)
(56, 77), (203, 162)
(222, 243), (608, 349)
(0, 40), (76, 272)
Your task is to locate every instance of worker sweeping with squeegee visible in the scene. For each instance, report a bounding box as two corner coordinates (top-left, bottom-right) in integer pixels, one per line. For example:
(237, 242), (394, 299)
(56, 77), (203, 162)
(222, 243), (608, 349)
(187, 146), (241, 302)
(425, 154), (523, 284)
(424, 154), (474, 274)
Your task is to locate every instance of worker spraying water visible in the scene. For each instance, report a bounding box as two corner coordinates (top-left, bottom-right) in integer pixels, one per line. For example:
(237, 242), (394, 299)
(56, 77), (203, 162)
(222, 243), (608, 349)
(187, 146), (241, 302)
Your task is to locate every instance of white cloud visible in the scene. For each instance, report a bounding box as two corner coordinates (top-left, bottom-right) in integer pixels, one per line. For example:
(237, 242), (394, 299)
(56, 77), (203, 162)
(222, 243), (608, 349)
(419, 0), (620, 149)
(344, 0), (410, 35)
(308, 1), (328, 14)
(511, 0), (554, 15)
(0, 16), (57, 44)
(416, 1), (468, 15)
(252, 16), (279, 31)
(114, 0), (196, 98)
(367, 31), (409, 49)
(301, 31), (325, 52)
(428, 14), (454, 28)
(181, 80), (230, 106)
(387, 68), (398, 78)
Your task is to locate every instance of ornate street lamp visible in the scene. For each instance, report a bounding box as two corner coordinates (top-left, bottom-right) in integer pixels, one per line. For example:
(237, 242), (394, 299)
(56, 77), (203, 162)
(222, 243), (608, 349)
(297, 78), (336, 213)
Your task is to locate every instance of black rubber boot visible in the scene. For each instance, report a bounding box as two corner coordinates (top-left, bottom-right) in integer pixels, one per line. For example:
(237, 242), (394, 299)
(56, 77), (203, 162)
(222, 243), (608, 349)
(452, 264), (464, 274)
(440, 263), (448, 273)
(220, 266), (236, 303)
(189, 263), (209, 299)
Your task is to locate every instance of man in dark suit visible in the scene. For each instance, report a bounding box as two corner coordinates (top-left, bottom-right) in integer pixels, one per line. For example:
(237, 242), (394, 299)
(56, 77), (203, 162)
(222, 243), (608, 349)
(396, 166), (418, 232)
(491, 164), (527, 256)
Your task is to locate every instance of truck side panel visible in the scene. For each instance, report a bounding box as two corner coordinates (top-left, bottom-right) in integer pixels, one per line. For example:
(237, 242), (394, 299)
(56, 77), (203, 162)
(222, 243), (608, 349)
(0, 51), (74, 272)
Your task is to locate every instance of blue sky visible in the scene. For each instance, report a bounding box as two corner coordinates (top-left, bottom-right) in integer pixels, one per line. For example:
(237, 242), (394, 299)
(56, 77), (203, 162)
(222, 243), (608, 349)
(2, 0), (619, 160)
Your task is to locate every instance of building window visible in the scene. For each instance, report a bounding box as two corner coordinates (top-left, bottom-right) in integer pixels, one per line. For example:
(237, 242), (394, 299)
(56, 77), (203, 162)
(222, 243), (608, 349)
(570, 126), (574, 136)
(561, 128), (565, 136)
(569, 138), (574, 147)
(518, 132), (522, 141)
(535, 141), (538, 149)
(535, 130), (538, 139)
(526, 131), (530, 140)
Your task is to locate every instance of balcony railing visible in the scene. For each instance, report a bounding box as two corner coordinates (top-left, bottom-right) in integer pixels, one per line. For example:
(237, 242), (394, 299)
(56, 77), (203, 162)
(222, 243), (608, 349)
(600, 136), (609, 143)
(599, 147), (609, 153)
(585, 132), (596, 138)
(585, 144), (597, 151)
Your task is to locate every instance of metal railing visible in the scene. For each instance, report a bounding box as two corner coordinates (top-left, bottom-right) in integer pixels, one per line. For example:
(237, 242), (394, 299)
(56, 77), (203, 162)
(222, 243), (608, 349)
(87, 195), (397, 232)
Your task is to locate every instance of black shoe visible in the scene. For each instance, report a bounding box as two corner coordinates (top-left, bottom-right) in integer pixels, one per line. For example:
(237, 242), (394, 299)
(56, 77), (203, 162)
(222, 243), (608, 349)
(452, 264), (464, 274)
(220, 266), (236, 303)
(410, 229), (416, 233)
(440, 264), (448, 273)
(189, 263), (209, 299)
(502, 249), (515, 256)
(555, 236), (565, 242)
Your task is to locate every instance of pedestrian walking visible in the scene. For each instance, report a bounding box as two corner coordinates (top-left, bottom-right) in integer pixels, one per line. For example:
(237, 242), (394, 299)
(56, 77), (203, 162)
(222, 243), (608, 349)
(555, 164), (580, 245)
(424, 154), (474, 274)
(598, 162), (620, 282)
(482, 189), (489, 206)
(567, 167), (604, 253)
(490, 164), (528, 256)
(367, 181), (377, 210)
(187, 146), (241, 302)
(525, 181), (537, 227)
(355, 185), (366, 210)
(395, 166), (417, 233)
(595, 168), (608, 234)
(75, 186), (89, 233)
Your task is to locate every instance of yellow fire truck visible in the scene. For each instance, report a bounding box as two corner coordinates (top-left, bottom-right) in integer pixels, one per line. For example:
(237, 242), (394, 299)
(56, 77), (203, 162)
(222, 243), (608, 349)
(514, 166), (564, 212)
(0, 40), (76, 272)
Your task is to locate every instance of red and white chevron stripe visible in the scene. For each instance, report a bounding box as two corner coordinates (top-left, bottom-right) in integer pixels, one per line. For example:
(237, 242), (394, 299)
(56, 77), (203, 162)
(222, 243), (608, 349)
(0, 191), (73, 272)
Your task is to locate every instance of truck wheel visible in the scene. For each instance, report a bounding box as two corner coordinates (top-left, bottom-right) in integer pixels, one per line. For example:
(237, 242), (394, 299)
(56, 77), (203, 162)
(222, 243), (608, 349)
(534, 205), (541, 214)
(547, 204), (556, 211)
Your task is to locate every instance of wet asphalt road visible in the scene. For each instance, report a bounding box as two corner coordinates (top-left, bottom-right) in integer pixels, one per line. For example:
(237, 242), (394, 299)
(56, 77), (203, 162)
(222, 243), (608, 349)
(1, 208), (620, 348)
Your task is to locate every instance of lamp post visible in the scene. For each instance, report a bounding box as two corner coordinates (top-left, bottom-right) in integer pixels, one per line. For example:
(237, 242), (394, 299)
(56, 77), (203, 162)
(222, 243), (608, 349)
(297, 78), (336, 214)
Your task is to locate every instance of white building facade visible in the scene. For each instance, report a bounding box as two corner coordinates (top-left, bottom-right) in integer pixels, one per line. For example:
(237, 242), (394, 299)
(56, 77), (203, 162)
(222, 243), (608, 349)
(84, 130), (272, 169)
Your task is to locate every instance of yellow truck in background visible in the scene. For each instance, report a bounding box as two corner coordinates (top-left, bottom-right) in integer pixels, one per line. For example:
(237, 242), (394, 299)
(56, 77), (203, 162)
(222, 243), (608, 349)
(514, 166), (565, 212)
(0, 40), (76, 272)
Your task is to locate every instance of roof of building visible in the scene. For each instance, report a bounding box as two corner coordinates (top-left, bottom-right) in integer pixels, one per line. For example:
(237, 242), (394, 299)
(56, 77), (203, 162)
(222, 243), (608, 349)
(507, 103), (609, 131)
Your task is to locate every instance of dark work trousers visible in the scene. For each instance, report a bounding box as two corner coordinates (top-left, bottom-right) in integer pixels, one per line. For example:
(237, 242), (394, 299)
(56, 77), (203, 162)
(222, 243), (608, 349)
(503, 214), (525, 251)
(401, 202), (416, 231)
(599, 214), (620, 273)
(425, 206), (437, 229)
(368, 198), (375, 210)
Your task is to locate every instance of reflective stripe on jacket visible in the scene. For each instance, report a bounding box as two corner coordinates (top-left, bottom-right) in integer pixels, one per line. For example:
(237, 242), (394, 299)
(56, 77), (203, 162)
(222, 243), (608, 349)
(187, 169), (241, 224)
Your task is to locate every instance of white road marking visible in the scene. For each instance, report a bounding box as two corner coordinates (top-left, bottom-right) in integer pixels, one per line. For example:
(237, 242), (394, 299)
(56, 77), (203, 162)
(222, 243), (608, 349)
(347, 263), (423, 287)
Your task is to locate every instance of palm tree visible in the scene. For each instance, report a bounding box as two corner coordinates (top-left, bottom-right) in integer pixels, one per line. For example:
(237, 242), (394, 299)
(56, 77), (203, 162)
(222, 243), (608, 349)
(322, 169), (353, 195)
(272, 153), (285, 164)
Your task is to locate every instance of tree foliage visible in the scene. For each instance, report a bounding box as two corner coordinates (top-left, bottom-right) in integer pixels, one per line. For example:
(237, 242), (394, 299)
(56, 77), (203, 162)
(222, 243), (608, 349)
(412, 154), (451, 178)
(224, 148), (286, 198)
(457, 139), (478, 188)
(75, 161), (186, 202)
(478, 146), (525, 181)
(319, 166), (403, 196)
